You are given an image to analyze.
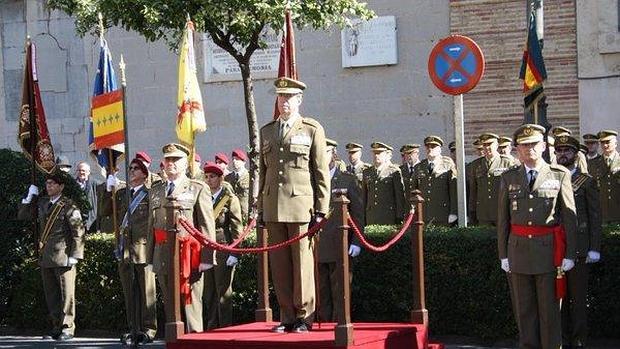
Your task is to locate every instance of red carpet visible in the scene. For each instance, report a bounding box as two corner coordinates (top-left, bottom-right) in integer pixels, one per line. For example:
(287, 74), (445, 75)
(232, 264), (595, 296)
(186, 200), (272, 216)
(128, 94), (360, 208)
(167, 322), (444, 349)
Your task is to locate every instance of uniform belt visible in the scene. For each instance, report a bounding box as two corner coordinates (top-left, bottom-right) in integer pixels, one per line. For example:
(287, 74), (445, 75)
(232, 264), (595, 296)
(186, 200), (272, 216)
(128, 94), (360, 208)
(511, 224), (567, 300)
(154, 228), (168, 245)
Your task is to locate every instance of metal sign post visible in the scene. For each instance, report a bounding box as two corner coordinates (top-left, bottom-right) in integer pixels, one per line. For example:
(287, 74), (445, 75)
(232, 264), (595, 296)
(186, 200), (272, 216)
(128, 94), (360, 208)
(453, 94), (467, 227)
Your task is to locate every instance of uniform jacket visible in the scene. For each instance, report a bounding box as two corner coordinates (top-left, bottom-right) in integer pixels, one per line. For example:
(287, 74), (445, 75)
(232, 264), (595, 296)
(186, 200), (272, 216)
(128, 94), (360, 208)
(468, 154), (516, 223)
(400, 162), (419, 204)
(362, 163), (406, 225)
(346, 161), (370, 183)
(497, 163), (578, 274)
(588, 151), (620, 223)
(100, 184), (153, 264)
(412, 157), (457, 225)
(225, 170), (249, 219)
(151, 176), (216, 274)
(319, 168), (364, 263)
(79, 178), (101, 231)
(19, 195), (85, 268)
(212, 184), (243, 262)
(571, 170), (602, 259)
(258, 116), (330, 222)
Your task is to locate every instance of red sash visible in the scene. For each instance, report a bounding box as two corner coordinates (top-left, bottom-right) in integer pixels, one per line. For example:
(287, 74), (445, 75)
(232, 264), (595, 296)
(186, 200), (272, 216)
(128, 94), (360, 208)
(511, 224), (566, 299)
(154, 228), (168, 245)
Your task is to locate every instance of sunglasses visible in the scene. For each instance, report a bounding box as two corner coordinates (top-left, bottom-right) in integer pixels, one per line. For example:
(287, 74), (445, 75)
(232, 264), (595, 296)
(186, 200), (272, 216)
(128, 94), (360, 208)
(129, 166), (141, 171)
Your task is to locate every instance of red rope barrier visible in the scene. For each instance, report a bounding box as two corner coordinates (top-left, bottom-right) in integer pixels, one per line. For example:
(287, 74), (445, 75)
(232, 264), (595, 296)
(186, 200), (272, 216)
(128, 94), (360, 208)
(228, 218), (257, 248)
(348, 211), (415, 252)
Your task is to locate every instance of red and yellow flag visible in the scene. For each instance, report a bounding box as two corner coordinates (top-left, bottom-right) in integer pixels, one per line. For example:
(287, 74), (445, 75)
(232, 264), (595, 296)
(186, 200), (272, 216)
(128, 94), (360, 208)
(91, 89), (124, 150)
(176, 20), (206, 146)
(273, 9), (298, 119)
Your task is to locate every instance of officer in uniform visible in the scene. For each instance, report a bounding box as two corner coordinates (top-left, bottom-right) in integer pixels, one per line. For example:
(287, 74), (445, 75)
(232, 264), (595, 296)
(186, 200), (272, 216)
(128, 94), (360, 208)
(582, 133), (600, 163)
(551, 126), (588, 173)
(473, 138), (485, 157)
(497, 124), (577, 349)
(468, 133), (516, 226)
(588, 130), (620, 224)
(102, 156), (157, 344)
(554, 135), (602, 349)
(215, 153), (231, 177)
(400, 144), (421, 204)
(203, 162), (243, 330)
(151, 143), (216, 333)
(317, 139), (364, 322)
(362, 142), (406, 225)
(412, 136), (457, 226)
(258, 77), (330, 333)
(345, 142), (370, 182)
(19, 171), (85, 341)
(448, 141), (456, 163)
(225, 149), (250, 219)
(498, 136), (520, 165)
(135, 151), (163, 188)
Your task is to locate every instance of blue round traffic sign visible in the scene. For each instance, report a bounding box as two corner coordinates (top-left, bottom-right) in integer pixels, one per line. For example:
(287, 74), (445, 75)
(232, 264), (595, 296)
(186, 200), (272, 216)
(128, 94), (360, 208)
(428, 35), (485, 95)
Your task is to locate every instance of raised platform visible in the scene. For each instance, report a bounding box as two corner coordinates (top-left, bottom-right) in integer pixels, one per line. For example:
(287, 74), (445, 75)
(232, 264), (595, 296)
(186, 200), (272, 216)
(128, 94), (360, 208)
(167, 322), (444, 349)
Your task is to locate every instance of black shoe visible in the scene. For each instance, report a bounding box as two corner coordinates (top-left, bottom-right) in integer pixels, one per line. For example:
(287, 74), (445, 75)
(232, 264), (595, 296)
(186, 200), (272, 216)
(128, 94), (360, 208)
(291, 319), (310, 333)
(43, 330), (61, 340)
(56, 333), (73, 341)
(137, 332), (153, 344)
(271, 323), (293, 333)
(120, 332), (133, 345)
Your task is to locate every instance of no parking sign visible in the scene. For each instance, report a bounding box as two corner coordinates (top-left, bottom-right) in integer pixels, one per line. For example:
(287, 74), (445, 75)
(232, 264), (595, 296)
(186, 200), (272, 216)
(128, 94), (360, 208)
(428, 35), (485, 95)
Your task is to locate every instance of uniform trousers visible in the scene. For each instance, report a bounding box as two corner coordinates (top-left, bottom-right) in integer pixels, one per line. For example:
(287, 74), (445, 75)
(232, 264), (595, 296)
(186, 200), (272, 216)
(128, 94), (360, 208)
(157, 271), (204, 333)
(204, 263), (235, 330)
(267, 222), (315, 325)
(561, 259), (589, 347)
(318, 262), (352, 322)
(41, 266), (76, 335)
(118, 262), (157, 337)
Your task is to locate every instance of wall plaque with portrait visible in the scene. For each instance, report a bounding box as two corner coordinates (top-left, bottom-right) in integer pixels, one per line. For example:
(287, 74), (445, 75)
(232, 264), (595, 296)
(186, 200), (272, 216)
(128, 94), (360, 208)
(341, 16), (398, 68)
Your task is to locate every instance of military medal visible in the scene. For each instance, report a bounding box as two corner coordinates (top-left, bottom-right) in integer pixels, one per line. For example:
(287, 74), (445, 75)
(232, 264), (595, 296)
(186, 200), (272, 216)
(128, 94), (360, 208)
(512, 200), (518, 211)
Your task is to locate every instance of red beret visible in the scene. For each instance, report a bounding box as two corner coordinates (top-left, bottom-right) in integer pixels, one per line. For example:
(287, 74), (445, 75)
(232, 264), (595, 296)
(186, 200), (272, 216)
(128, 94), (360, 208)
(203, 161), (223, 176)
(194, 153), (202, 163)
(130, 158), (148, 175)
(214, 152), (229, 164)
(135, 151), (152, 165)
(232, 148), (247, 161)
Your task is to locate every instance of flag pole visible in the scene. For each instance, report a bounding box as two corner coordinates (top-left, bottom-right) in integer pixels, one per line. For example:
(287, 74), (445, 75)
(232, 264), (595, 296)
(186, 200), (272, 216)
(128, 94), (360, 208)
(120, 54), (131, 248)
(26, 36), (40, 256)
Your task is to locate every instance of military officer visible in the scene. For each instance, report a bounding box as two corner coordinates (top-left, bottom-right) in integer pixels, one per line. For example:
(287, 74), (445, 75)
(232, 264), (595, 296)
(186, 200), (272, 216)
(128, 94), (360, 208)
(473, 138), (485, 157)
(318, 139), (364, 322)
(257, 77), (330, 333)
(412, 136), (457, 226)
(102, 156), (157, 344)
(151, 143), (216, 333)
(468, 133), (516, 226)
(554, 135), (602, 349)
(583, 133), (600, 164)
(551, 126), (589, 173)
(19, 171), (85, 341)
(135, 151), (163, 188)
(498, 136), (520, 165)
(225, 149), (250, 219)
(345, 142), (370, 182)
(215, 152), (231, 177)
(448, 141), (456, 163)
(497, 124), (577, 349)
(588, 130), (620, 223)
(203, 162), (243, 330)
(400, 144), (421, 204)
(362, 142), (406, 225)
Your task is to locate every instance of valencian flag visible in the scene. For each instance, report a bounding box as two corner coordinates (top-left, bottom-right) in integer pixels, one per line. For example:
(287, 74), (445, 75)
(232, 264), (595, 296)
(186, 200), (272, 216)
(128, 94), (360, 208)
(90, 37), (124, 170)
(519, 10), (547, 110)
(176, 19), (206, 146)
(273, 8), (298, 119)
(18, 39), (56, 174)
(91, 89), (124, 149)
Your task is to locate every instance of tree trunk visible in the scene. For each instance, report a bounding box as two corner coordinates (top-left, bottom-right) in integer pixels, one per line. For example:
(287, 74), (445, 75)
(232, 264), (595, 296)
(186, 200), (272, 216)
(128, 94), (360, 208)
(239, 60), (260, 220)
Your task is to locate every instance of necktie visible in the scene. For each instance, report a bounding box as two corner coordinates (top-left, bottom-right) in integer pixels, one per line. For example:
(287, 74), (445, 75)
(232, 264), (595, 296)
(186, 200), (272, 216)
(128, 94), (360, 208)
(279, 122), (286, 139)
(167, 182), (175, 196)
(528, 170), (537, 191)
(428, 162), (435, 175)
(130, 188), (135, 198)
(409, 165), (414, 174)
(47, 201), (53, 212)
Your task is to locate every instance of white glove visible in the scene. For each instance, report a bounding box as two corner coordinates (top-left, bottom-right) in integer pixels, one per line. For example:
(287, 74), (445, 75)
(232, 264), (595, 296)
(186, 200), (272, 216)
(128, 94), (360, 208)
(348, 244), (361, 257)
(67, 257), (79, 267)
(144, 264), (153, 273)
(106, 174), (119, 192)
(448, 214), (458, 224)
(500, 258), (510, 272)
(198, 263), (213, 272)
(586, 251), (600, 264)
(226, 255), (239, 267)
(561, 258), (575, 272)
(23, 185), (39, 203)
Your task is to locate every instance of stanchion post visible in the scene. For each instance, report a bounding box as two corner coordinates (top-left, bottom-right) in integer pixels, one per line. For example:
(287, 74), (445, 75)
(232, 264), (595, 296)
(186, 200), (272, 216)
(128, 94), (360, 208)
(410, 189), (428, 325)
(255, 226), (272, 322)
(333, 189), (353, 346)
(165, 196), (184, 342)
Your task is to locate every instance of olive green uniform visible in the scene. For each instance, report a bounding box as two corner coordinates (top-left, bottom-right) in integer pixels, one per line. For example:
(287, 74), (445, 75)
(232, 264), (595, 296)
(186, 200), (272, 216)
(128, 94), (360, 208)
(588, 151), (620, 223)
(362, 163), (406, 225)
(225, 170), (250, 219)
(204, 184), (243, 330)
(412, 157), (457, 225)
(468, 154), (516, 225)
(258, 116), (330, 326)
(400, 162), (418, 205)
(19, 196), (85, 336)
(346, 161), (370, 183)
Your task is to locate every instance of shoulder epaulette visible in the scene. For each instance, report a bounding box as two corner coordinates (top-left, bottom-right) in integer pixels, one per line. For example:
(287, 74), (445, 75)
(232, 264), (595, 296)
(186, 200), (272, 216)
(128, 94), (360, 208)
(572, 173), (591, 192)
(260, 120), (277, 130)
(190, 179), (207, 188)
(549, 164), (571, 175)
(301, 117), (321, 128)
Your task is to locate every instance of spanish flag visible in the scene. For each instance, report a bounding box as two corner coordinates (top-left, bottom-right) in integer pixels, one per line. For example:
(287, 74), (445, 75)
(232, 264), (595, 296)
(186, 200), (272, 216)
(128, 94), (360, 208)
(176, 19), (206, 146)
(519, 11), (547, 95)
(91, 89), (124, 149)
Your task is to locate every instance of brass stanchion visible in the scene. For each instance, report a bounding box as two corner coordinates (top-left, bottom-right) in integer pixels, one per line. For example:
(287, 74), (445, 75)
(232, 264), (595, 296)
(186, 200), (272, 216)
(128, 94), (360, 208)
(410, 190), (428, 325)
(333, 189), (353, 346)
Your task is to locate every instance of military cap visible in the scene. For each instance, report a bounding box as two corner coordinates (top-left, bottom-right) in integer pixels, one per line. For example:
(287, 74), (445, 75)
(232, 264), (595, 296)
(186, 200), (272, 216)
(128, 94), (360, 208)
(473, 138), (483, 149)
(162, 143), (190, 158)
(424, 135), (444, 147)
(275, 77), (306, 94)
(214, 152), (230, 164)
(582, 133), (599, 143)
(579, 144), (588, 154)
(135, 151), (152, 166)
(513, 124), (546, 144)
(46, 170), (68, 185)
(55, 155), (72, 169)
(231, 148), (247, 161)
(326, 138), (338, 148)
(448, 141), (456, 151)
(400, 143), (420, 154)
(554, 135), (580, 151)
(479, 133), (500, 144)
(597, 129), (618, 142)
(498, 136), (513, 147)
(370, 142), (393, 152)
(203, 161), (223, 176)
(552, 126), (572, 137)
(345, 142), (363, 152)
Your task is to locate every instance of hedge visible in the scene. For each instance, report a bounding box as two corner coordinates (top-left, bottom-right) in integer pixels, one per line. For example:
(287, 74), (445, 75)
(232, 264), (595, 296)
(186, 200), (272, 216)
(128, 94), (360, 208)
(1, 149), (619, 342)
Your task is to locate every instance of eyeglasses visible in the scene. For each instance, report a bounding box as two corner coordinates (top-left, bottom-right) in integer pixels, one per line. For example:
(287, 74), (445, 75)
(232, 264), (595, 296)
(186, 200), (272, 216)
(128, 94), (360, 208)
(129, 166), (141, 171)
